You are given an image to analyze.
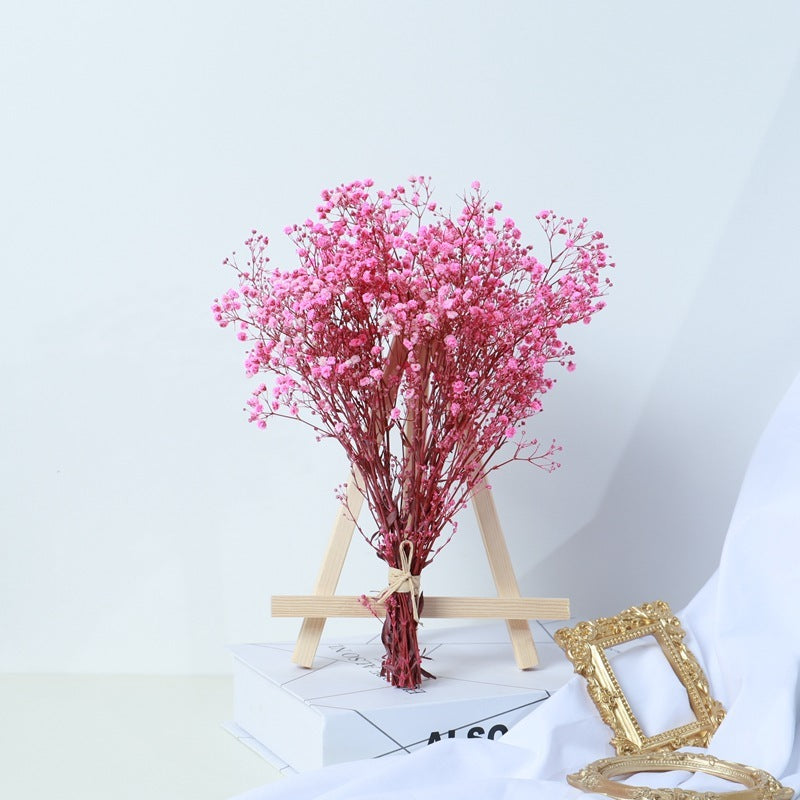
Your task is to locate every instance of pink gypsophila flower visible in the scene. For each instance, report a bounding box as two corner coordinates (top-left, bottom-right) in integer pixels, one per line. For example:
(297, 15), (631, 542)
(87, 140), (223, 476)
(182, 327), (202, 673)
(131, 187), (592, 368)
(213, 176), (614, 689)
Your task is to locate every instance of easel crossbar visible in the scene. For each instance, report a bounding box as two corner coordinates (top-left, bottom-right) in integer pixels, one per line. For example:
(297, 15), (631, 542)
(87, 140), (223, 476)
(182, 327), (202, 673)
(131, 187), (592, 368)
(273, 596), (570, 619)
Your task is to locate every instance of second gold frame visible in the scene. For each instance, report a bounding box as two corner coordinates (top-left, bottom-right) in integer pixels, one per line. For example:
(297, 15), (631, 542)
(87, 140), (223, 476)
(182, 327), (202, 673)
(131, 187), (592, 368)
(554, 600), (725, 754)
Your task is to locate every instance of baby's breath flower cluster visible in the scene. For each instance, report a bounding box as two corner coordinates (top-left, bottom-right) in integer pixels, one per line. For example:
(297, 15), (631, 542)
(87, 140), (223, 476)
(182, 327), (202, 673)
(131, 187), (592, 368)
(213, 177), (612, 687)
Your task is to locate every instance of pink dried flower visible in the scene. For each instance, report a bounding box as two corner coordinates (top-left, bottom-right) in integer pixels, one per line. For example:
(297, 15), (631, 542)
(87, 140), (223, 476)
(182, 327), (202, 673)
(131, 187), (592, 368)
(213, 177), (614, 687)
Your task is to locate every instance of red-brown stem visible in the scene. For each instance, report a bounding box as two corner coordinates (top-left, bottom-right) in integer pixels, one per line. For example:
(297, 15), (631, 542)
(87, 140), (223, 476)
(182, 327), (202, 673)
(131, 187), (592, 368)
(380, 591), (424, 688)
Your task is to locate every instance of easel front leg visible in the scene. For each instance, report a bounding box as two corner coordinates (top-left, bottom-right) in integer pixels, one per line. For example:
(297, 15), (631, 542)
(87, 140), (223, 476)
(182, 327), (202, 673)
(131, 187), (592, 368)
(471, 479), (539, 669)
(291, 471), (364, 667)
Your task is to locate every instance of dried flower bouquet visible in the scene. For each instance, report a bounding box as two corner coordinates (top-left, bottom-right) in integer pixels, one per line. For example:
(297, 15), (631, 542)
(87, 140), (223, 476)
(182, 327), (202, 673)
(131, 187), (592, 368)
(213, 177), (612, 688)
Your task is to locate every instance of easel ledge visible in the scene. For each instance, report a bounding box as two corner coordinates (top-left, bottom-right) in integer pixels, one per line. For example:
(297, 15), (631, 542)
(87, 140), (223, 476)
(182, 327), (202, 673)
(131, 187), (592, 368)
(273, 596), (570, 619)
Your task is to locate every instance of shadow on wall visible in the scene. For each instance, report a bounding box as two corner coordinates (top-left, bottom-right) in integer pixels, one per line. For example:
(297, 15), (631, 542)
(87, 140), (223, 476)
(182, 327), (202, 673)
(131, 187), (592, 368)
(521, 58), (800, 620)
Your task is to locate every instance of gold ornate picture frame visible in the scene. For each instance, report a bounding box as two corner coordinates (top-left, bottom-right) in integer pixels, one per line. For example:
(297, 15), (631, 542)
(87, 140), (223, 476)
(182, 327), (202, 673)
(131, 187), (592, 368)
(567, 751), (794, 800)
(554, 600), (725, 754)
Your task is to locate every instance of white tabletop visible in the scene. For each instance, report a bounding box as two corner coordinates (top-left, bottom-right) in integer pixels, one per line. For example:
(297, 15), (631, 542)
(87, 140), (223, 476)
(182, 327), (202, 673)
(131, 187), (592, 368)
(0, 675), (281, 800)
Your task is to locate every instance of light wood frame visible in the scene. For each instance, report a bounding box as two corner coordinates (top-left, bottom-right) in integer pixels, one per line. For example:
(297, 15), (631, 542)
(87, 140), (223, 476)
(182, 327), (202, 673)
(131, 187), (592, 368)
(272, 473), (569, 669)
(272, 334), (569, 670)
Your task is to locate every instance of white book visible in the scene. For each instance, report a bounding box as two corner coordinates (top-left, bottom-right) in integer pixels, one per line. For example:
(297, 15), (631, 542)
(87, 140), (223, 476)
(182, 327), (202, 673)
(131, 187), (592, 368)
(229, 621), (574, 772)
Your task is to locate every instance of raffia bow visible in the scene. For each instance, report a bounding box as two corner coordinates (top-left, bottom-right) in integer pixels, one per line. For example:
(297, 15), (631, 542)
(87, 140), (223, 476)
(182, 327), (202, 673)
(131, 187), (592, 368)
(376, 540), (421, 622)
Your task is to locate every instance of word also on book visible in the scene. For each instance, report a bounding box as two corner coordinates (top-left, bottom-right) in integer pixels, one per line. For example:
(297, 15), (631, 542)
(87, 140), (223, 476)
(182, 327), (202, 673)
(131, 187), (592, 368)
(427, 724), (508, 744)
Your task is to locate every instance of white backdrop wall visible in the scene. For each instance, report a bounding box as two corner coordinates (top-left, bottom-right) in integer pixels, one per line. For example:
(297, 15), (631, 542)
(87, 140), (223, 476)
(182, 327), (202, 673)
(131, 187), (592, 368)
(2, 1), (799, 674)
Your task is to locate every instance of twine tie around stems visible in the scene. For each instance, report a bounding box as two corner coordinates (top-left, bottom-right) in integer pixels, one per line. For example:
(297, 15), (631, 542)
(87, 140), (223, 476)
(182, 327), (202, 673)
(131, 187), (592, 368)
(376, 540), (421, 622)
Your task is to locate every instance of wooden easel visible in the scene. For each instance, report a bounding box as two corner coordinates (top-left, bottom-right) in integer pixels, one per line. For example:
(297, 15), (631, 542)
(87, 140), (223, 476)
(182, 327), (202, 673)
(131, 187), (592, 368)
(271, 468), (570, 669)
(271, 335), (569, 668)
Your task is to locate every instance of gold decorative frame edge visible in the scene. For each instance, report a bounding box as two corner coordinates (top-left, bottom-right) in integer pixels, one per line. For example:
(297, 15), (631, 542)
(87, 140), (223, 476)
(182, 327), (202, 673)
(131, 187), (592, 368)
(566, 751), (795, 800)
(554, 600), (726, 754)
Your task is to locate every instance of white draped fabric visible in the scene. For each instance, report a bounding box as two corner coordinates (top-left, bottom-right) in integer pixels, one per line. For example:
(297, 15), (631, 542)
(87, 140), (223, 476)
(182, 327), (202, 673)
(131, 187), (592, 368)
(235, 373), (800, 800)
